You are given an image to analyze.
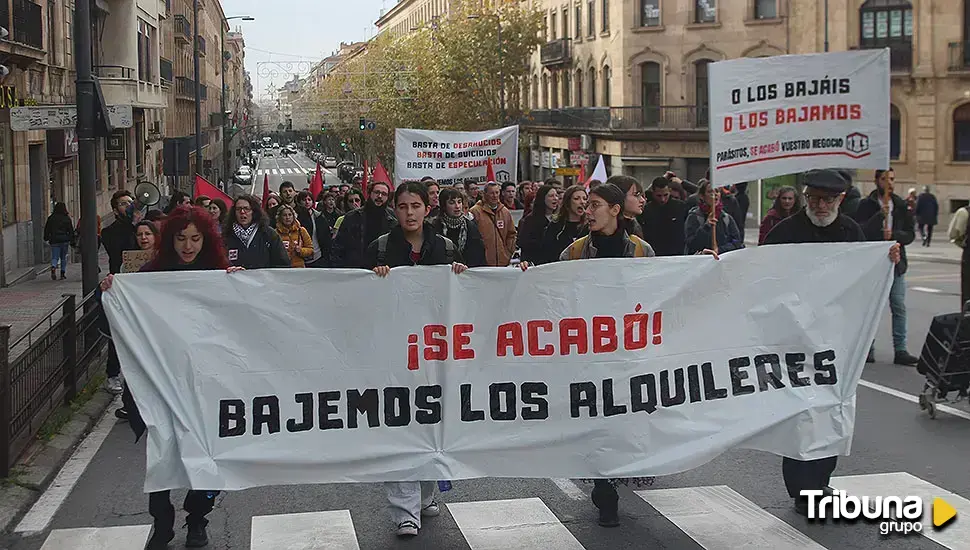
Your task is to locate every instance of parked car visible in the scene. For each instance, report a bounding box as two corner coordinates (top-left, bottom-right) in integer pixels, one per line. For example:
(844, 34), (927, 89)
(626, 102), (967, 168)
(234, 165), (253, 184)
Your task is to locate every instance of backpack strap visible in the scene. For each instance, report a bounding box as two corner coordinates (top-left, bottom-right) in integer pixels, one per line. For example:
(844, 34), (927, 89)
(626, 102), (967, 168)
(376, 234), (390, 265)
(441, 236), (456, 264)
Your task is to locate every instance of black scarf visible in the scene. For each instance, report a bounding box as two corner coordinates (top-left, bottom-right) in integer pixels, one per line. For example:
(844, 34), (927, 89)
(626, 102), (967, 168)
(590, 229), (626, 259)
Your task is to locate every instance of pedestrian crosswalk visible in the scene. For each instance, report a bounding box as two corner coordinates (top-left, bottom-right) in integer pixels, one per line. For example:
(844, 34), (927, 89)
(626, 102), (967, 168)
(32, 472), (970, 549)
(255, 168), (315, 176)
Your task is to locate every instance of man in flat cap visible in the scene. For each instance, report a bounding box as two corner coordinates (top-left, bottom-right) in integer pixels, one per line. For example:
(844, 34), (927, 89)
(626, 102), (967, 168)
(763, 168), (900, 516)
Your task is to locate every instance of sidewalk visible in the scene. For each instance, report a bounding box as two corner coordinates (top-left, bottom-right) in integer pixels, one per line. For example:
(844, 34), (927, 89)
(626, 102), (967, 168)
(0, 251), (109, 357)
(742, 231), (961, 265)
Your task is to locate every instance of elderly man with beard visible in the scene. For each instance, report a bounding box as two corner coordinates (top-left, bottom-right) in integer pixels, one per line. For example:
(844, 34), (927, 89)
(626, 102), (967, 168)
(331, 181), (398, 268)
(763, 168), (900, 516)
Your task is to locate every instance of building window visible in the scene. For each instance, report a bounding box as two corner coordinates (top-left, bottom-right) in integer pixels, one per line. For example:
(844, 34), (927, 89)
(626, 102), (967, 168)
(542, 74), (549, 108)
(551, 11), (557, 40)
(601, 0), (609, 32)
(48, 0), (57, 62)
(641, 62), (661, 125)
(860, 0), (913, 72)
(641, 0), (660, 27)
(695, 60), (711, 126)
(587, 1), (594, 36)
(532, 75), (539, 109)
(575, 5), (582, 38)
(589, 68), (596, 106)
(954, 103), (970, 162)
(602, 65), (611, 106)
(551, 73), (560, 108)
(561, 8), (568, 39)
(576, 70), (584, 107)
(890, 104), (901, 160)
(754, 0), (777, 19)
(562, 72), (571, 106)
(137, 20), (155, 82)
(695, 0), (716, 23)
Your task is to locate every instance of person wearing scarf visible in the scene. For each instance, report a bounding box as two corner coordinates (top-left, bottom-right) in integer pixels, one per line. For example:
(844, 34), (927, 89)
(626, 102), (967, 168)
(684, 179), (744, 255)
(431, 186), (486, 267)
(222, 194), (290, 269)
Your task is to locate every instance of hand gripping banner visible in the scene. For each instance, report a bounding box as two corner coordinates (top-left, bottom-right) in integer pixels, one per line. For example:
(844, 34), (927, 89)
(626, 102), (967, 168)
(103, 243), (893, 492)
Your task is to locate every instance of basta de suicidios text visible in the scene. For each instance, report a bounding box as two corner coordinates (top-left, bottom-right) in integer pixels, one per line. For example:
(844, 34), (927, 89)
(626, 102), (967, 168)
(217, 306), (840, 437)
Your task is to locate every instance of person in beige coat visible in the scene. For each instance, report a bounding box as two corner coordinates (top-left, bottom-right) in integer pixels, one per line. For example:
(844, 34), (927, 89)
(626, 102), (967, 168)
(469, 181), (517, 266)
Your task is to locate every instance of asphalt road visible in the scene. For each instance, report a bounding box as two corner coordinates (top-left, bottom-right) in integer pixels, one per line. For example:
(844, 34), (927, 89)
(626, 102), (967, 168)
(3, 259), (968, 550)
(248, 150), (342, 196)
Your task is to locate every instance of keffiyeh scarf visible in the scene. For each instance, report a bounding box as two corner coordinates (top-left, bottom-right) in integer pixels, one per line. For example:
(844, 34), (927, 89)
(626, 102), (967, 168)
(439, 213), (467, 250)
(233, 223), (259, 248)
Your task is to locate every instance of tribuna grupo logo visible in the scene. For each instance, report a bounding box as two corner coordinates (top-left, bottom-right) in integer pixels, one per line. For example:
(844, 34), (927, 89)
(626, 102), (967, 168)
(802, 489), (957, 536)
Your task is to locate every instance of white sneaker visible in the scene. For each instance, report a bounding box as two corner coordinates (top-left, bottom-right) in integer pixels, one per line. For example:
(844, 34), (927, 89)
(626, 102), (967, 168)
(396, 520), (418, 537)
(421, 501), (440, 517)
(106, 376), (122, 394)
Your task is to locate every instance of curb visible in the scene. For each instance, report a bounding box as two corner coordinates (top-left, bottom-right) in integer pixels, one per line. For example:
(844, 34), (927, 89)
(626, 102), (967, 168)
(907, 254), (961, 265)
(0, 386), (118, 534)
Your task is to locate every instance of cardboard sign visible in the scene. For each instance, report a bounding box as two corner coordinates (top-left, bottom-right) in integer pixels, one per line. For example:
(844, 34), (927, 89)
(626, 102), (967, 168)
(121, 250), (154, 273)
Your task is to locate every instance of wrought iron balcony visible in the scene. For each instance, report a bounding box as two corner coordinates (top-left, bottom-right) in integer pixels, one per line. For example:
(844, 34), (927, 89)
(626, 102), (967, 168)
(4, 0), (44, 50)
(540, 39), (570, 67)
(174, 14), (191, 43)
(948, 42), (970, 72)
(520, 106), (709, 133)
(175, 76), (194, 99)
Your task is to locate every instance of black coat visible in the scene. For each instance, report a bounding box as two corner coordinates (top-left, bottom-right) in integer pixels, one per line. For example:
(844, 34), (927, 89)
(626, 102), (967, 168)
(431, 217), (486, 268)
(639, 199), (687, 256)
(915, 193), (939, 226)
(223, 225), (290, 269)
(44, 213), (75, 245)
(854, 190), (915, 276)
(363, 224), (459, 269)
(763, 209), (865, 245)
(516, 213), (550, 264)
(540, 219), (586, 264)
(332, 205), (397, 268)
(297, 208), (333, 267)
(101, 215), (138, 274)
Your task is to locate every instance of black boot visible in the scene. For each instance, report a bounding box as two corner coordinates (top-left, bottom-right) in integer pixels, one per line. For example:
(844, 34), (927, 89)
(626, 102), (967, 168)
(144, 525), (175, 549)
(145, 496), (175, 550)
(184, 517), (209, 548)
(591, 481), (620, 527)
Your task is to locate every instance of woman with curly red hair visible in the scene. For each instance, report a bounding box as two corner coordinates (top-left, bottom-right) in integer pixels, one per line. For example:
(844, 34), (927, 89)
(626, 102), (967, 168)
(98, 205), (241, 548)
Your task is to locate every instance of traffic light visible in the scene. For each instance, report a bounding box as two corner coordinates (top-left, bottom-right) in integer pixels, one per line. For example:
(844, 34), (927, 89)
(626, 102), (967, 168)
(359, 117), (365, 131)
(340, 140), (347, 148)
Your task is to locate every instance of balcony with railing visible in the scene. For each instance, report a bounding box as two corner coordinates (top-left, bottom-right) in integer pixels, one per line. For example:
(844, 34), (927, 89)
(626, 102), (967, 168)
(540, 39), (570, 67)
(160, 58), (173, 85)
(95, 65), (166, 109)
(948, 42), (970, 73)
(197, 35), (206, 57)
(174, 14), (191, 44)
(857, 42), (912, 74)
(0, 0), (45, 61)
(176, 76), (195, 99)
(520, 106), (708, 136)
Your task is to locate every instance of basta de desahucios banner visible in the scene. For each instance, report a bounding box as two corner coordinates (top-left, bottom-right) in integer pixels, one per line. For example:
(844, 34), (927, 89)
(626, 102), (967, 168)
(395, 125), (518, 186)
(708, 49), (890, 188)
(103, 243), (893, 492)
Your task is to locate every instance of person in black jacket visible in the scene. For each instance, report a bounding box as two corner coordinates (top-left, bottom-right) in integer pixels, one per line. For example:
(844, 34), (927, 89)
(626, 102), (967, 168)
(101, 190), (140, 274)
(762, 169), (901, 518)
(540, 184), (588, 264)
(516, 184), (558, 263)
(222, 194), (290, 269)
(365, 182), (467, 539)
(44, 202), (75, 280)
(639, 177), (687, 256)
(853, 168), (919, 366)
(333, 181), (397, 268)
(295, 190), (333, 267)
(431, 186), (486, 267)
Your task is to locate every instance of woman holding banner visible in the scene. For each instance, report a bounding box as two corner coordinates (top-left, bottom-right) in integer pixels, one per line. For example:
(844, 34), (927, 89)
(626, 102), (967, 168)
(684, 179), (744, 255)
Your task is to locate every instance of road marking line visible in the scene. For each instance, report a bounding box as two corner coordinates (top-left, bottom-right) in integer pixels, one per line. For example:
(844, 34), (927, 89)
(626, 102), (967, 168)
(251, 510), (360, 550)
(447, 497), (584, 549)
(831, 472), (970, 550)
(550, 478), (586, 500)
(635, 485), (827, 549)
(39, 525), (151, 549)
(858, 379), (970, 421)
(912, 286), (943, 293)
(15, 401), (120, 535)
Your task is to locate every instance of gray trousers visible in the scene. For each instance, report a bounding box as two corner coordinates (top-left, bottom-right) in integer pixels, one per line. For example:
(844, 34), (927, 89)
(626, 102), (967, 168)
(385, 481), (436, 527)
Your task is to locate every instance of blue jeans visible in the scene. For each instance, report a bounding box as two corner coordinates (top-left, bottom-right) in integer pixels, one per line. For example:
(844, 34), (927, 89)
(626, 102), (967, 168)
(871, 272), (907, 354)
(50, 242), (69, 273)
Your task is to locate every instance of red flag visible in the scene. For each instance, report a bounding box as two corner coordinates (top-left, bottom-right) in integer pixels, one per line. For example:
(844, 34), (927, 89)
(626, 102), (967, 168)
(261, 173), (270, 209)
(361, 160), (369, 201)
(194, 174), (232, 205)
(372, 161), (393, 190)
(309, 163), (324, 201)
(578, 160), (586, 187)
(485, 156), (496, 182)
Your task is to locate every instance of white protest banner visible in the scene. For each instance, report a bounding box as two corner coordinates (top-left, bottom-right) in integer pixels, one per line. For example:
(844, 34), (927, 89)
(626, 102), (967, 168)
(394, 125), (519, 186)
(708, 49), (890, 188)
(103, 243), (893, 492)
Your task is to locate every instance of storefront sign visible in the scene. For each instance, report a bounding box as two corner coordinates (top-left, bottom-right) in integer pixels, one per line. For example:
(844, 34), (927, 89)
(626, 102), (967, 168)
(105, 129), (127, 160)
(10, 105), (134, 131)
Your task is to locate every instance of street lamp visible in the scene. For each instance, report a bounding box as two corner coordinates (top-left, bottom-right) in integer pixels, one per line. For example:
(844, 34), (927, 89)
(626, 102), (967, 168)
(468, 13), (506, 124)
(222, 15), (255, 189)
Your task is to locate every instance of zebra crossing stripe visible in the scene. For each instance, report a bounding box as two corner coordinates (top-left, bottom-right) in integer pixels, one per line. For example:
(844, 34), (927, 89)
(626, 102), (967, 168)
(251, 510), (360, 550)
(446, 497), (585, 549)
(39, 525), (151, 549)
(832, 472), (970, 550)
(634, 485), (827, 549)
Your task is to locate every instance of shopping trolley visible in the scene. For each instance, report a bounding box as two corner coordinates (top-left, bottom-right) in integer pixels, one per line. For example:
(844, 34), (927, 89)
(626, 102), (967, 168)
(916, 301), (970, 418)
